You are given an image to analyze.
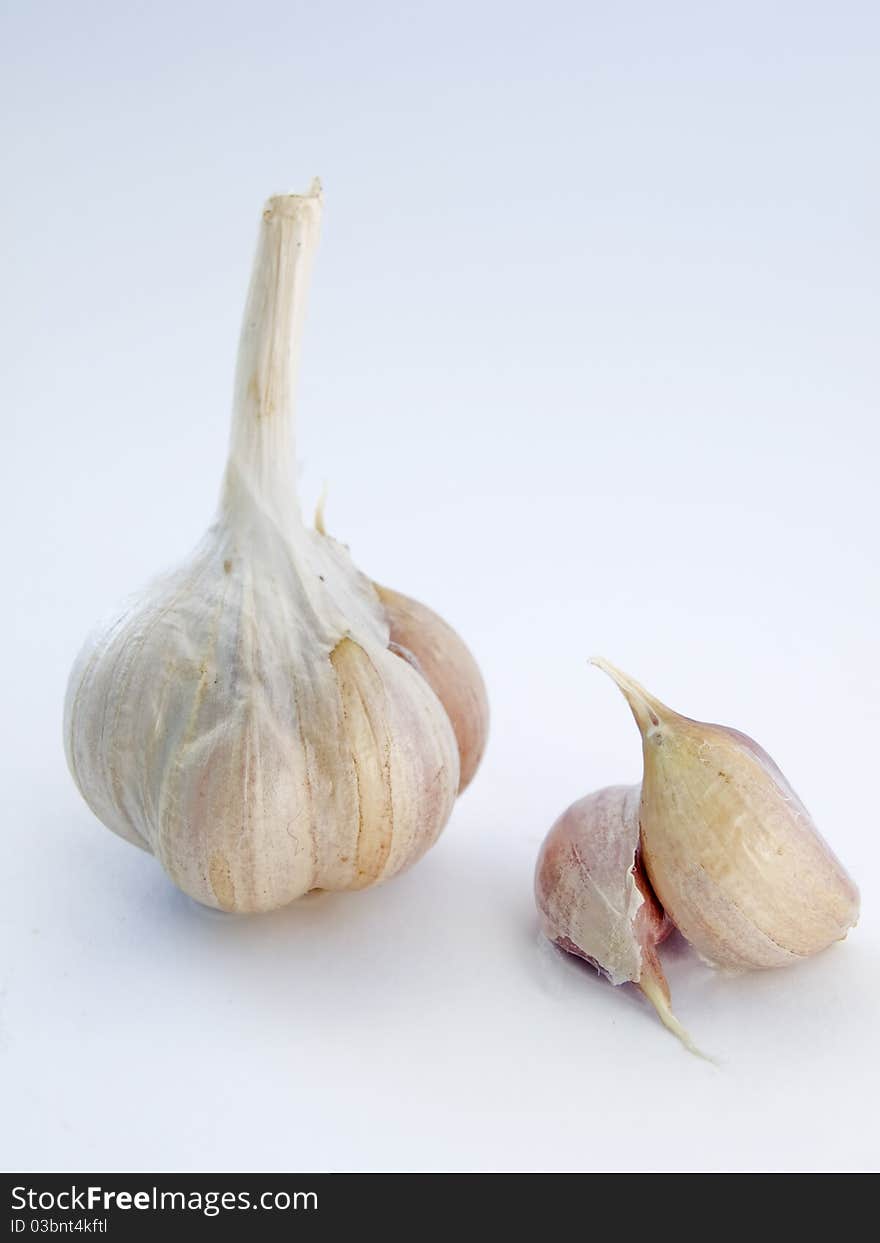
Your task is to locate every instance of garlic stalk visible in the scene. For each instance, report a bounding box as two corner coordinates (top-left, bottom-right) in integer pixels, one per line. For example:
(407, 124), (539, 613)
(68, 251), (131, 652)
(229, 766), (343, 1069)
(535, 785), (700, 1053)
(64, 182), (488, 913)
(592, 659), (859, 970)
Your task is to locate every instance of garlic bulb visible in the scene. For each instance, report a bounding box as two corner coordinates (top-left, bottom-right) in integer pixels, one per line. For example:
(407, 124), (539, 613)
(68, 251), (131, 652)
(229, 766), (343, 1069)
(64, 182), (488, 913)
(535, 784), (699, 1051)
(592, 659), (859, 970)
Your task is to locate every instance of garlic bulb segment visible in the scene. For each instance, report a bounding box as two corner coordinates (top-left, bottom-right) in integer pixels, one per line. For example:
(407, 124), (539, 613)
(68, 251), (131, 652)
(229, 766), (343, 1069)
(63, 182), (484, 912)
(374, 584), (489, 792)
(535, 785), (699, 1052)
(591, 659), (860, 970)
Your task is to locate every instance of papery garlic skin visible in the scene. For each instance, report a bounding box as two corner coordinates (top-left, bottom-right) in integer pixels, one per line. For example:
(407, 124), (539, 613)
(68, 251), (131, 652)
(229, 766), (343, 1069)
(534, 784), (703, 1051)
(536, 785), (648, 986)
(64, 183), (482, 913)
(593, 659), (860, 971)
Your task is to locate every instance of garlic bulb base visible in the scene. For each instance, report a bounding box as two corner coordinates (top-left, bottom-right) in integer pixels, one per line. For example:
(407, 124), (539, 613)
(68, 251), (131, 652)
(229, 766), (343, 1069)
(186, 897), (241, 921)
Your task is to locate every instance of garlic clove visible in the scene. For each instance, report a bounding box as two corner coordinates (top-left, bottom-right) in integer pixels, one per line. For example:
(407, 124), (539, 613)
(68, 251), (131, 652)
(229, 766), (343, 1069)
(64, 184), (482, 912)
(374, 584), (489, 792)
(535, 784), (700, 1051)
(591, 658), (860, 970)
(328, 637), (458, 890)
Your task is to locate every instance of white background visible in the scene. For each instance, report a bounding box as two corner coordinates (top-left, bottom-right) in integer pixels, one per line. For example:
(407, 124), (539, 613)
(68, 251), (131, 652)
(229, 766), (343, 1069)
(2, 1), (878, 1173)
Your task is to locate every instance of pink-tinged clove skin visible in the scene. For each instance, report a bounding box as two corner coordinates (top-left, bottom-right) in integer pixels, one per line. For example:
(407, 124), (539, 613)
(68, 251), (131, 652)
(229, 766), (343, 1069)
(375, 584), (489, 793)
(633, 855), (675, 971)
(535, 784), (702, 1053)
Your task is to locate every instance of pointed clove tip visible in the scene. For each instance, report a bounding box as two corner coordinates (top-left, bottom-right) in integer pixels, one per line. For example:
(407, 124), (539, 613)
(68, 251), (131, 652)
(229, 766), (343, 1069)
(590, 657), (664, 734)
(589, 655), (635, 685)
(589, 656), (641, 694)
